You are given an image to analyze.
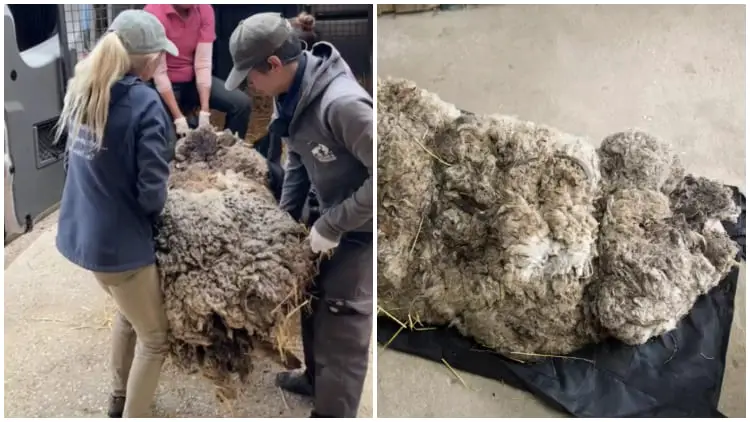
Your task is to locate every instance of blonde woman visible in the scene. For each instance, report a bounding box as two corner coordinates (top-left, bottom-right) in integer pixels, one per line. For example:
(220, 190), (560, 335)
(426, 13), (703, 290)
(55, 10), (178, 418)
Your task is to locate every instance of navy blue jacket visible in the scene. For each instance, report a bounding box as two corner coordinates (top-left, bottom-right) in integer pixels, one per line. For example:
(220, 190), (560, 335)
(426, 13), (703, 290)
(56, 74), (172, 273)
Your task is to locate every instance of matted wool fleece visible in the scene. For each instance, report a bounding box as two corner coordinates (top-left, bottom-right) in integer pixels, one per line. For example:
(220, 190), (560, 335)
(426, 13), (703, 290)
(155, 127), (315, 387)
(377, 77), (740, 359)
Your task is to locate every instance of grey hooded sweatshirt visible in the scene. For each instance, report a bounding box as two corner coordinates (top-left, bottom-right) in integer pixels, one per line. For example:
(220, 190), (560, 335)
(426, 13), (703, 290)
(277, 42), (372, 240)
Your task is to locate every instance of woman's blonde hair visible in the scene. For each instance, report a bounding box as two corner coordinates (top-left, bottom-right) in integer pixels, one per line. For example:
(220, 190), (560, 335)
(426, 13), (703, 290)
(54, 32), (160, 150)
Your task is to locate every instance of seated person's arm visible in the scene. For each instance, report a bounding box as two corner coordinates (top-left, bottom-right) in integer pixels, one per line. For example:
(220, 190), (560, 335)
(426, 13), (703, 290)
(153, 55), (183, 120)
(195, 5), (217, 112)
(195, 43), (213, 113)
(144, 4), (183, 121)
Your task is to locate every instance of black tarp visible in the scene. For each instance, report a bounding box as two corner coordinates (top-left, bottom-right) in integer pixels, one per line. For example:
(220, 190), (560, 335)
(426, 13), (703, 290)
(377, 186), (746, 418)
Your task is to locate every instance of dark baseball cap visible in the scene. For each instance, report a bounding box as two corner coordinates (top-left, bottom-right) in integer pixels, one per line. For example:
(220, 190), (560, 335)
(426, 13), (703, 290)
(108, 10), (178, 56)
(224, 12), (303, 91)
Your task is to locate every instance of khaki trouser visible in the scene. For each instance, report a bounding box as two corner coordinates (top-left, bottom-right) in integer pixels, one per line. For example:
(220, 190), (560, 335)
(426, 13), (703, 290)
(93, 264), (168, 418)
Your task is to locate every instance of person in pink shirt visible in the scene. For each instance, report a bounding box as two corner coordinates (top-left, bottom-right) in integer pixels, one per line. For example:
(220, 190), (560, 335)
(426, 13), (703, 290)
(144, 4), (251, 140)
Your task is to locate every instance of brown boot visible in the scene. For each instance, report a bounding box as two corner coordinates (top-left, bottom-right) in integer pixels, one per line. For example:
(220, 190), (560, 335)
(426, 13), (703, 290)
(108, 395), (126, 418)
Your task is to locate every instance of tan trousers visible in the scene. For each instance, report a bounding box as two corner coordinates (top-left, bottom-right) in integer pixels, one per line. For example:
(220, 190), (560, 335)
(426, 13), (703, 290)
(94, 264), (168, 418)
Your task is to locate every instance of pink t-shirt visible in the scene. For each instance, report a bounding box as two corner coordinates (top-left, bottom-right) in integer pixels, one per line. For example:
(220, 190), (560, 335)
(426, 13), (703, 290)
(144, 4), (216, 83)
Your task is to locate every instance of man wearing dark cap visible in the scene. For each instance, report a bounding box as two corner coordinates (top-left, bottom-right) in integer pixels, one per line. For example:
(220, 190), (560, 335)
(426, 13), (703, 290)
(225, 12), (372, 419)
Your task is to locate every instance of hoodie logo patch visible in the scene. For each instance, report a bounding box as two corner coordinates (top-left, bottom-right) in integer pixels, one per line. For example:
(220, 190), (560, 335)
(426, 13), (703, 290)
(311, 144), (337, 163)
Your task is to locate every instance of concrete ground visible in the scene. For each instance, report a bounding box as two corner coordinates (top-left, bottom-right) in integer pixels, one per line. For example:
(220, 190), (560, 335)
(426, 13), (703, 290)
(377, 4), (746, 418)
(3, 212), (373, 418)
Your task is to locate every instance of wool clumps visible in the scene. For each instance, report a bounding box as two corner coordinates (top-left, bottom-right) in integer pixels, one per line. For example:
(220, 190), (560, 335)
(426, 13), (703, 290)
(377, 77), (740, 359)
(155, 127), (315, 388)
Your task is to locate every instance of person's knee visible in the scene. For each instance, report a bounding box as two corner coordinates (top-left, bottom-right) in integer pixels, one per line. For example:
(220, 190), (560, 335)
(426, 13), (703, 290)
(138, 322), (169, 356)
(229, 94), (251, 117)
(319, 309), (372, 357)
(114, 311), (135, 334)
(141, 334), (168, 356)
(348, 314), (372, 353)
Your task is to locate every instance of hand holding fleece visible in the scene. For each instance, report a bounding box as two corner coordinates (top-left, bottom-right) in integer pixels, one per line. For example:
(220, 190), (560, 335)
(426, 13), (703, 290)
(174, 117), (189, 137)
(198, 111), (212, 128)
(310, 226), (338, 254)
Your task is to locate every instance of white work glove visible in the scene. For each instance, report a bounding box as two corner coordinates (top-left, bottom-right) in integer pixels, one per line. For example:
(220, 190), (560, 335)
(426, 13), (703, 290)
(198, 111), (212, 128)
(174, 116), (189, 137)
(310, 226), (339, 254)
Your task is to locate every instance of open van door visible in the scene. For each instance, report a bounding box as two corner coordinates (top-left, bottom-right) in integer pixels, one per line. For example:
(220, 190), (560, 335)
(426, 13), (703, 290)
(5, 120), (26, 235)
(4, 5), (75, 241)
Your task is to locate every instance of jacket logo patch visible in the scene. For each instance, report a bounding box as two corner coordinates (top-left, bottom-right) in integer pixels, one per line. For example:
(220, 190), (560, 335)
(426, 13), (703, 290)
(311, 144), (337, 163)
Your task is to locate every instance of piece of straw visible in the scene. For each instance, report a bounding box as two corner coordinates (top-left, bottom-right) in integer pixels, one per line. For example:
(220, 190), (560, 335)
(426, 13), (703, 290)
(441, 358), (469, 389)
(509, 351), (595, 364)
(378, 306), (408, 330)
(278, 387), (290, 410)
(382, 325), (404, 351)
(412, 129), (452, 166)
(409, 210), (426, 256)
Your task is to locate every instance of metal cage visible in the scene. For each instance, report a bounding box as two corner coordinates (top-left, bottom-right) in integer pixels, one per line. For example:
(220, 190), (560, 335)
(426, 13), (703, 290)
(309, 4), (372, 19)
(309, 5), (373, 94)
(62, 4), (143, 62)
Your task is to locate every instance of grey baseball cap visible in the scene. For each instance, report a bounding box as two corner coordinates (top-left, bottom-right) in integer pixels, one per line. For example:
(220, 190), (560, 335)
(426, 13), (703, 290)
(224, 12), (302, 91)
(108, 9), (179, 56)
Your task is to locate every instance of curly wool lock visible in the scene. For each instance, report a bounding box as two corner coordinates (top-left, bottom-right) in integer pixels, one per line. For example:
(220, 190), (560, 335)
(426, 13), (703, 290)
(377, 77), (739, 358)
(155, 127), (315, 386)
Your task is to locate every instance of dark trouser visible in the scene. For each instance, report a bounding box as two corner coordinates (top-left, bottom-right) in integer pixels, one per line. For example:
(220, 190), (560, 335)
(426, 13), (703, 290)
(168, 76), (251, 139)
(301, 232), (373, 418)
(267, 160), (285, 203)
(254, 131), (283, 166)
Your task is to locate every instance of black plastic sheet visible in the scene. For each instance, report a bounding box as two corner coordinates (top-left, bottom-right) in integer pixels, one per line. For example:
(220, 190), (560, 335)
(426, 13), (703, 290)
(377, 187), (745, 418)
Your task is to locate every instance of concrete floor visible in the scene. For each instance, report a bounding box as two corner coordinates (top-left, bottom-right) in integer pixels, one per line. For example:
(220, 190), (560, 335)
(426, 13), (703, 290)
(3, 215), (373, 418)
(377, 4), (746, 418)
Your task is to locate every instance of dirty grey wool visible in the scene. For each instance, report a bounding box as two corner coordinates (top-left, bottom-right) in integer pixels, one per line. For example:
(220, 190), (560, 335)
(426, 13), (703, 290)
(377, 77), (740, 359)
(155, 127), (315, 387)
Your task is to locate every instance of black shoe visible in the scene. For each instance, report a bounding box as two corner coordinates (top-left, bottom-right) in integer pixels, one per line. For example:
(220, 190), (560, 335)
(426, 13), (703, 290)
(275, 371), (314, 397)
(310, 411), (336, 418)
(107, 395), (125, 418)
